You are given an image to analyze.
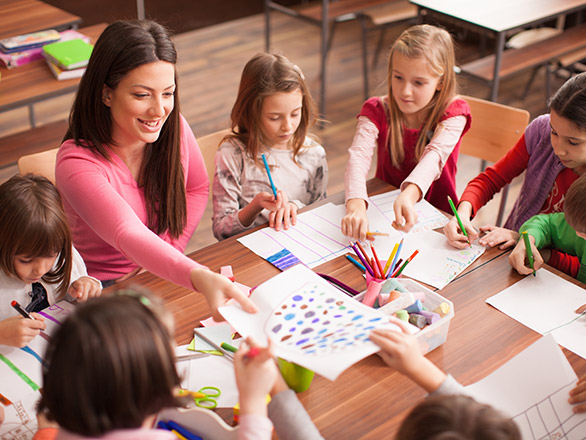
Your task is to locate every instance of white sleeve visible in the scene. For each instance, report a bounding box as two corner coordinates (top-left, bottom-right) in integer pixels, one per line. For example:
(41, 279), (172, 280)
(345, 116), (379, 203)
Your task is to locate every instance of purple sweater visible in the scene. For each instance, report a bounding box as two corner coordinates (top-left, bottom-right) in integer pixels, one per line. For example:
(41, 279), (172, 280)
(504, 115), (566, 230)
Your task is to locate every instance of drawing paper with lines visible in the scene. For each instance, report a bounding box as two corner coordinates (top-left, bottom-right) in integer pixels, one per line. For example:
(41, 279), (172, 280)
(465, 335), (586, 439)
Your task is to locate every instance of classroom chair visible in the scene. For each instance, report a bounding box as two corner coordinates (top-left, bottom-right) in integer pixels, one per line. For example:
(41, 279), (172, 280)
(197, 128), (231, 192)
(460, 96), (530, 227)
(17, 148), (59, 184)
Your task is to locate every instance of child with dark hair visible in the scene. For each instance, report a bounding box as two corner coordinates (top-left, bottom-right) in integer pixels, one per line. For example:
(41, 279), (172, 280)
(0, 175), (101, 348)
(34, 291), (323, 440)
(509, 172), (586, 283)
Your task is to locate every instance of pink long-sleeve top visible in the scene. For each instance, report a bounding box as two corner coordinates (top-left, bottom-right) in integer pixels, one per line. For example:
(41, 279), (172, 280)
(55, 115), (208, 290)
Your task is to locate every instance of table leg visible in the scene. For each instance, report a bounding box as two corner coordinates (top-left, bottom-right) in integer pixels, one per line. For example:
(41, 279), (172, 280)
(490, 31), (506, 102)
(27, 104), (36, 128)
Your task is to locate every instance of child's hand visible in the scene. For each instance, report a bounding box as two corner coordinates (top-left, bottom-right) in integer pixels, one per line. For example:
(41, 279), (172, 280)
(234, 337), (278, 416)
(268, 191), (297, 231)
(443, 203), (479, 248)
(256, 190), (284, 212)
(508, 234), (544, 275)
(478, 225), (518, 249)
(342, 198), (370, 241)
(190, 268), (258, 321)
(369, 318), (445, 393)
(392, 185), (421, 232)
(0, 314), (46, 347)
(68, 276), (102, 302)
(569, 374), (586, 413)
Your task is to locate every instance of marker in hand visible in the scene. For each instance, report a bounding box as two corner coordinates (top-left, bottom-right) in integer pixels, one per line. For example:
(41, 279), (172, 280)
(522, 231), (536, 276)
(448, 196), (470, 246)
(11, 300), (35, 320)
(261, 153), (278, 199)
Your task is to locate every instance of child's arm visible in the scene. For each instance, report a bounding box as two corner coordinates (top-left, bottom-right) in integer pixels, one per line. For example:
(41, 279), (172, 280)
(267, 191), (297, 232)
(68, 277), (102, 302)
(369, 319), (446, 393)
(508, 231), (544, 275)
(444, 201), (479, 248)
(342, 116), (378, 241)
(0, 314), (46, 347)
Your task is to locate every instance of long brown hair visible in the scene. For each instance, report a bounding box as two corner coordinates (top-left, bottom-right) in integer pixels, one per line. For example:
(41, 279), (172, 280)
(64, 20), (186, 238)
(386, 25), (457, 167)
(39, 291), (180, 436)
(226, 52), (317, 166)
(549, 71), (586, 131)
(0, 174), (72, 297)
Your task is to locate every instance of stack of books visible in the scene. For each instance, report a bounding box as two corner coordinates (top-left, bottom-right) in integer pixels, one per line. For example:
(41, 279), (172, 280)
(42, 38), (94, 80)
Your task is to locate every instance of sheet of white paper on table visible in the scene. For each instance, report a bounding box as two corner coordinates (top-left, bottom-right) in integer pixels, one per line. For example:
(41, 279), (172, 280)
(486, 269), (586, 359)
(465, 334), (586, 439)
(176, 344), (239, 408)
(219, 264), (398, 381)
(193, 323), (233, 352)
(237, 189), (447, 269)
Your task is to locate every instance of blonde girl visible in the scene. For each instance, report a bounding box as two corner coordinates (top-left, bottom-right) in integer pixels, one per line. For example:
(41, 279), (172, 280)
(0, 175), (101, 348)
(212, 53), (328, 240)
(342, 24), (471, 240)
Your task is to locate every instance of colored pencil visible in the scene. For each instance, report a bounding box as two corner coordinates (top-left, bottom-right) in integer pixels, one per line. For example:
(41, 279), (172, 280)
(383, 242), (399, 278)
(522, 231), (536, 276)
(447, 196), (470, 246)
(391, 250), (419, 278)
(388, 238), (403, 276)
(350, 242), (375, 277)
(346, 254), (366, 272)
(261, 153), (278, 199)
(366, 231), (390, 238)
(370, 243), (385, 278)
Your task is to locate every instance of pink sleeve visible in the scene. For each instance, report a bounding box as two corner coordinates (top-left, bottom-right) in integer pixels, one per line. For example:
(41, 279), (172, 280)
(237, 414), (274, 440)
(401, 115), (467, 197)
(345, 116), (378, 203)
(56, 119), (206, 291)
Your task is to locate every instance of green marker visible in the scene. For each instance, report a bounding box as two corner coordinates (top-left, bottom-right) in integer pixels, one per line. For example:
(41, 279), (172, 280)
(220, 342), (238, 353)
(522, 231), (536, 277)
(447, 196), (470, 246)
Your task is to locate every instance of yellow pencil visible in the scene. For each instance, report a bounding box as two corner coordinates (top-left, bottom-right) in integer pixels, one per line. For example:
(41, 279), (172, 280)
(383, 242), (399, 277)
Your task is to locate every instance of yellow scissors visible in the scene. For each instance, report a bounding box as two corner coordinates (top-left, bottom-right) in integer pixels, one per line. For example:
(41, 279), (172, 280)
(177, 387), (221, 409)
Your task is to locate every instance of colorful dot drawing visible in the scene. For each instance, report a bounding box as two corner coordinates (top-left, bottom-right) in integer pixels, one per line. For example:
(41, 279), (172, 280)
(265, 281), (387, 356)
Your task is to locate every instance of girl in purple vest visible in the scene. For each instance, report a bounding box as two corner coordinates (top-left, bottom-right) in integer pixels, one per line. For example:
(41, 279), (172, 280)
(445, 73), (586, 279)
(342, 24), (471, 240)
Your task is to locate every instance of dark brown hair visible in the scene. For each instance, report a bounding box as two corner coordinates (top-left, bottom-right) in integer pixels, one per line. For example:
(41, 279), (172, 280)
(64, 20), (186, 238)
(40, 291), (180, 436)
(396, 395), (520, 440)
(387, 25), (457, 167)
(0, 174), (72, 297)
(549, 72), (586, 131)
(564, 172), (586, 233)
(226, 52), (317, 167)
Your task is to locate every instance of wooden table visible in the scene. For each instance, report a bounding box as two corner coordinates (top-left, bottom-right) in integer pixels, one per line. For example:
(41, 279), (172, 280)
(410, 0), (586, 101)
(0, 0), (81, 41)
(113, 178), (586, 438)
(0, 23), (105, 127)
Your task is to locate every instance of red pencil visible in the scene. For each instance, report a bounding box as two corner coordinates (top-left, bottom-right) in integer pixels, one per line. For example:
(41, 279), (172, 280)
(391, 250), (419, 278)
(355, 241), (375, 275)
(370, 244), (385, 278)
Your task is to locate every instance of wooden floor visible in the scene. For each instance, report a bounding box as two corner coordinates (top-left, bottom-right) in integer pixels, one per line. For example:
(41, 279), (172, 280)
(0, 12), (569, 252)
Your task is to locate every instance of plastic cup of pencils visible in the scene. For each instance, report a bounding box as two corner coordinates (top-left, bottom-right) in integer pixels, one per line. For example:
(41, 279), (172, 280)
(277, 358), (315, 392)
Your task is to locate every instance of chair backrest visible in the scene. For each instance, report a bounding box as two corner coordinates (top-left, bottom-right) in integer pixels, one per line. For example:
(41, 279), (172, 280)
(17, 148), (59, 184)
(460, 96), (530, 164)
(197, 128), (231, 195)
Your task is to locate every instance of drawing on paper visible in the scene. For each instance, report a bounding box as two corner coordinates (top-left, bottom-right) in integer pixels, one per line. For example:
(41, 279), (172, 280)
(267, 248), (301, 270)
(266, 281), (385, 356)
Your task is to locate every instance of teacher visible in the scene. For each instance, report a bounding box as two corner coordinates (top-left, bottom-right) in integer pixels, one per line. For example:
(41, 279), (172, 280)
(55, 20), (256, 319)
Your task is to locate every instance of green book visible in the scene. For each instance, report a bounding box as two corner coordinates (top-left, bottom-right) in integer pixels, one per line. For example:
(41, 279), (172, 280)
(42, 38), (93, 71)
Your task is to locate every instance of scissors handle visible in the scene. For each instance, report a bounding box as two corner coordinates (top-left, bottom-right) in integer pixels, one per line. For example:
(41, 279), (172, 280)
(198, 386), (221, 398)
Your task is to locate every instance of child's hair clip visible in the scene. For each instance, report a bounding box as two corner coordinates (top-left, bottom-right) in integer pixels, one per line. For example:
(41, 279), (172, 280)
(114, 288), (151, 307)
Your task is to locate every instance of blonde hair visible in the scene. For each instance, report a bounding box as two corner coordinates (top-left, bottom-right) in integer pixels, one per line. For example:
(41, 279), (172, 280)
(386, 25), (457, 167)
(226, 53), (317, 167)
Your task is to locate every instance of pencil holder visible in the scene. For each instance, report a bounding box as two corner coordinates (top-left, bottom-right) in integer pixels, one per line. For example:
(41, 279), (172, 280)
(277, 358), (315, 392)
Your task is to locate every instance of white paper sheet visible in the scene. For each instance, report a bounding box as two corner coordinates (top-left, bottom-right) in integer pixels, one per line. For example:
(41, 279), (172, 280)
(487, 269), (586, 359)
(465, 335), (586, 439)
(219, 265), (398, 381)
(0, 301), (75, 439)
(236, 189), (448, 270)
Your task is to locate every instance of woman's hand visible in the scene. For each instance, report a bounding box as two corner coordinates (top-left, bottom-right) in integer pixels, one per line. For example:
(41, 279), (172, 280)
(508, 233), (544, 276)
(268, 191), (297, 231)
(392, 184), (421, 232)
(341, 198), (369, 242)
(190, 268), (258, 321)
(478, 225), (519, 249)
(234, 337), (278, 417)
(0, 314), (46, 348)
(68, 276), (102, 302)
(443, 201), (479, 248)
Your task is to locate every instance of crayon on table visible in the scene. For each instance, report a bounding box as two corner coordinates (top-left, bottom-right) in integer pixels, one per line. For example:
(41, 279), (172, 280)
(447, 195), (471, 246)
(261, 153), (278, 199)
(522, 231), (536, 276)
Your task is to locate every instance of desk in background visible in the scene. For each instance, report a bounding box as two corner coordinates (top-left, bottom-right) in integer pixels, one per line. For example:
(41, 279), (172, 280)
(411, 0), (586, 101)
(112, 179), (586, 438)
(0, 23), (105, 128)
